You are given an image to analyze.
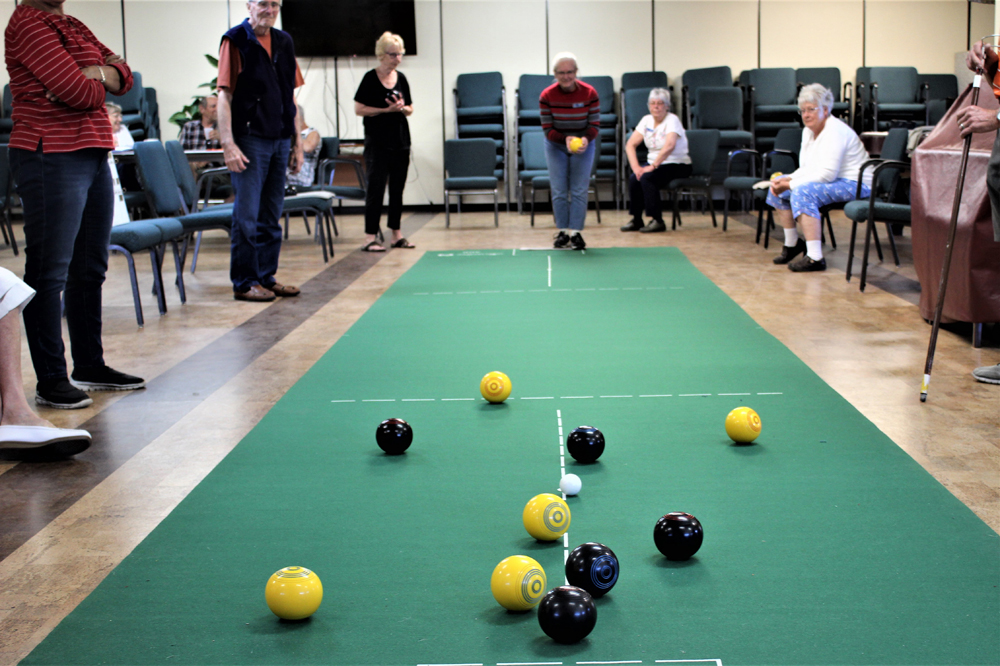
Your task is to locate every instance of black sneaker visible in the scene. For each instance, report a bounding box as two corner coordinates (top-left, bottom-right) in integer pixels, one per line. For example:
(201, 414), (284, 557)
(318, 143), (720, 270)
(639, 219), (667, 233)
(36, 379), (93, 409)
(773, 238), (806, 264)
(71, 365), (146, 391)
(788, 255), (827, 272)
(620, 218), (644, 232)
(570, 233), (586, 250)
(553, 231), (571, 249)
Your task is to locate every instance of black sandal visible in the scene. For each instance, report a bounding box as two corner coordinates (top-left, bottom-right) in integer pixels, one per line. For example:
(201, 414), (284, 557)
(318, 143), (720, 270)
(362, 240), (386, 252)
(391, 238), (415, 249)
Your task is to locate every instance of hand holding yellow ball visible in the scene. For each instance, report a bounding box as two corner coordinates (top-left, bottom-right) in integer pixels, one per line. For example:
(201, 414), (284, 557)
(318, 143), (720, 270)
(568, 136), (584, 153)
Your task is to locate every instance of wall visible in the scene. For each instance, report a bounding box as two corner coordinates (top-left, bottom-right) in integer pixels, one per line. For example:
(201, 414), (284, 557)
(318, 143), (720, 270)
(0, 0), (988, 205)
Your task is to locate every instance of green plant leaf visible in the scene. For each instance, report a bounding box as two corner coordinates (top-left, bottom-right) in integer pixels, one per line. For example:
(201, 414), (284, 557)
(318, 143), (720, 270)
(205, 54), (219, 68)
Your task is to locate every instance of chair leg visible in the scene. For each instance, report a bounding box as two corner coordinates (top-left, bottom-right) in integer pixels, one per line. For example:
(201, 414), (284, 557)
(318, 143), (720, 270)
(316, 210), (328, 263)
(871, 224), (884, 262)
(846, 219), (859, 281)
(706, 190), (717, 228)
(763, 210), (773, 249)
(329, 209), (338, 236)
(445, 191), (450, 228)
(884, 222), (900, 265)
(671, 192), (680, 230)
(283, 213), (289, 240)
(755, 206), (764, 244)
(191, 231), (205, 274)
(149, 247), (168, 315)
(530, 187), (536, 227)
(493, 191), (498, 227)
(325, 212), (335, 259)
(302, 211), (311, 236)
(170, 240), (187, 304)
(973, 323), (983, 348)
(723, 190), (730, 231)
(115, 246), (144, 327)
(860, 218), (874, 292)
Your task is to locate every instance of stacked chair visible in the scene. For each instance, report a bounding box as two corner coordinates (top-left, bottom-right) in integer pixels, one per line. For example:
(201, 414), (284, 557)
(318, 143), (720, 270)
(619, 71), (669, 201)
(862, 67), (928, 130)
(919, 74), (958, 125)
(443, 138), (499, 228)
(580, 75), (618, 207)
(514, 74), (553, 212)
(681, 66), (733, 129)
(453, 72), (509, 209)
(108, 216), (186, 326)
(744, 68), (801, 150)
(692, 86), (752, 184)
(795, 67), (852, 123)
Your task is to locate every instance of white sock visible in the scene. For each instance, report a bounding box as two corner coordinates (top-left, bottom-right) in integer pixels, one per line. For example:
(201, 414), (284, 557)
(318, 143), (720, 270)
(783, 228), (799, 247)
(806, 240), (823, 261)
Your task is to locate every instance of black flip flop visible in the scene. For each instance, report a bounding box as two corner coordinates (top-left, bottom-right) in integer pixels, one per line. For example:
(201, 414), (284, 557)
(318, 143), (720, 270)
(391, 238), (415, 249)
(362, 241), (386, 252)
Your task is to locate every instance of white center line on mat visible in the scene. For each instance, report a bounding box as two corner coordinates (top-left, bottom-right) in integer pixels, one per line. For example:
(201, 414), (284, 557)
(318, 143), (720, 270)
(600, 395), (633, 398)
(757, 392), (783, 395)
(456, 291), (477, 294)
(329, 399), (356, 403)
(414, 292), (429, 295)
(417, 663), (483, 666)
(401, 398), (435, 402)
(575, 288), (596, 291)
(553, 288), (571, 292)
(556, 408), (568, 582)
(362, 399), (396, 402)
(504, 290), (525, 293)
(599, 287), (619, 291)
(623, 287), (642, 290)
(639, 394), (672, 398)
(561, 396), (593, 399)
(548, 255), (552, 287)
(441, 398), (475, 401)
(521, 396), (554, 400)
(647, 286), (667, 290)
(718, 393), (750, 396)
(433, 292), (453, 295)
(655, 661), (723, 665)
(480, 290), (501, 293)
(679, 394), (711, 397)
(578, 662), (643, 665)
(528, 289), (548, 292)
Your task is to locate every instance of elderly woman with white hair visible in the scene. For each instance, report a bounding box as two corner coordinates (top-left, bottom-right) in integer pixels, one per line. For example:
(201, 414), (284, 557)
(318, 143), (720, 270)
(767, 83), (871, 272)
(622, 88), (691, 232)
(539, 52), (600, 250)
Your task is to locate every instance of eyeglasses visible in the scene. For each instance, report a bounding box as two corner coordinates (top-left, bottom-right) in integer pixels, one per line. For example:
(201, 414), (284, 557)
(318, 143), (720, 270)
(253, 1), (282, 10)
(555, 69), (577, 76)
(798, 106), (820, 115)
(385, 52), (404, 58)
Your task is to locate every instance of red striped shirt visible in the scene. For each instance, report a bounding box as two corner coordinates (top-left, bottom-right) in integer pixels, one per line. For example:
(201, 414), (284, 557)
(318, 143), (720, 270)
(539, 81), (600, 143)
(4, 5), (133, 153)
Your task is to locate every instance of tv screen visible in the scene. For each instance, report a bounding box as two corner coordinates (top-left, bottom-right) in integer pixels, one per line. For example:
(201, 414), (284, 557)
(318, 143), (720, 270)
(280, 0), (417, 58)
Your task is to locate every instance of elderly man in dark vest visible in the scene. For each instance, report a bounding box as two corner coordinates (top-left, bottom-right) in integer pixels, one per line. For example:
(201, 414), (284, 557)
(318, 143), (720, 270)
(217, 0), (305, 302)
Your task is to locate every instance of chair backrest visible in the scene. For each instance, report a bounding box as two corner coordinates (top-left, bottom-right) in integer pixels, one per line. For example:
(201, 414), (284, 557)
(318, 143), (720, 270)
(520, 131), (547, 171)
(444, 138), (496, 178)
(796, 67), (842, 102)
(107, 71), (144, 115)
(869, 67), (919, 104)
(918, 73), (958, 101)
(164, 140), (197, 208)
(518, 74), (553, 111)
(579, 76), (615, 114)
(133, 140), (185, 216)
(855, 67), (872, 105)
(589, 134), (602, 177)
(622, 71), (668, 91)
(682, 66), (733, 94)
(748, 68), (797, 106)
(684, 129), (720, 177)
(624, 88), (653, 132)
(694, 87), (742, 130)
(319, 136), (340, 163)
(872, 127), (910, 197)
(456, 72), (503, 108)
(768, 127), (802, 175)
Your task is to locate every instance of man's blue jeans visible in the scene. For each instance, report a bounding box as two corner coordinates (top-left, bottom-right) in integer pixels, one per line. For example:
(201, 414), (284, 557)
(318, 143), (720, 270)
(10, 145), (113, 382)
(544, 138), (595, 231)
(229, 135), (290, 293)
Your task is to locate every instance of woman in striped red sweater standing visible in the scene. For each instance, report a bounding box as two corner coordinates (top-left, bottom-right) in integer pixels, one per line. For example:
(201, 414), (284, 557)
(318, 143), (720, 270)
(6, 0), (145, 410)
(539, 52), (600, 250)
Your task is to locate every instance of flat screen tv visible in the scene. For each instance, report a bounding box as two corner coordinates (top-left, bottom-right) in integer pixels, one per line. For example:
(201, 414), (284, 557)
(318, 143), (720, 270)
(280, 0), (417, 58)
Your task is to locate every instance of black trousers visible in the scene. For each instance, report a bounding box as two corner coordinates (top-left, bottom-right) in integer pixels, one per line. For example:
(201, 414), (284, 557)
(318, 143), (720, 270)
(363, 141), (409, 235)
(628, 162), (693, 220)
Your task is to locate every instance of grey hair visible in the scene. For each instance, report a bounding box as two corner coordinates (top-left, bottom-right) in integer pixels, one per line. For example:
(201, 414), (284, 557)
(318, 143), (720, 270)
(551, 52), (578, 72)
(647, 88), (671, 111)
(797, 83), (834, 115)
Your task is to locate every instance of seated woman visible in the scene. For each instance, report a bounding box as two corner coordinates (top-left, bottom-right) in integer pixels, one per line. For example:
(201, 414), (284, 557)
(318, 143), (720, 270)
(286, 105), (321, 188)
(621, 88), (692, 233)
(105, 102), (133, 150)
(767, 83), (871, 272)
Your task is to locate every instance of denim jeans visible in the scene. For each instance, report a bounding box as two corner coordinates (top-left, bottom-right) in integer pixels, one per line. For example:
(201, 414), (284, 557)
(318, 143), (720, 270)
(10, 145), (113, 382)
(229, 135), (291, 293)
(544, 138), (595, 231)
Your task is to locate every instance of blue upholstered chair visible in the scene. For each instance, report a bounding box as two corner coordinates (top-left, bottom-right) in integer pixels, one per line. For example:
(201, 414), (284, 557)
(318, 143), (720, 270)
(443, 138), (499, 228)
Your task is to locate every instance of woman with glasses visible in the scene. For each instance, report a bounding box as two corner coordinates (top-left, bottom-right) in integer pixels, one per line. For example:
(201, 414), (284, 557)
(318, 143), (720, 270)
(767, 83), (871, 272)
(354, 31), (415, 252)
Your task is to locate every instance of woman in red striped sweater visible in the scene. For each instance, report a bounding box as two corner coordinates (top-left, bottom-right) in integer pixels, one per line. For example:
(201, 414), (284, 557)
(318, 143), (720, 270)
(539, 52), (600, 250)
(6, 0), (145, 410)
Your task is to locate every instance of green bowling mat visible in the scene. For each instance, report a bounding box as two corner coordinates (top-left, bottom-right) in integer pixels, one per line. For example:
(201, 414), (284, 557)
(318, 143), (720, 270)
(24, 248), (999, 666)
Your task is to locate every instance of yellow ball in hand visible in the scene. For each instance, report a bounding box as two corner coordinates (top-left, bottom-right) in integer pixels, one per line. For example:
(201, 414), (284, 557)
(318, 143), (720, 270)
(725, 407), (762, 443)
(490, 555), (547, 611)
(265, 566), (323, 620)
(568, 137), (584, 153)
(480, 371), (511, 403)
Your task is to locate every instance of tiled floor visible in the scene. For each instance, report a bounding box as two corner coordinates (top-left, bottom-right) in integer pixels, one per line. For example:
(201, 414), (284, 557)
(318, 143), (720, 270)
(0, 206), (997, 664)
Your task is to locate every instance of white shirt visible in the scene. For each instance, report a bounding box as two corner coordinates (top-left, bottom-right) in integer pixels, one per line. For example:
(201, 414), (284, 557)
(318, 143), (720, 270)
(113, 126), (134, 150)
(789, 115), (872, 189)
(635, 113), (691, 165)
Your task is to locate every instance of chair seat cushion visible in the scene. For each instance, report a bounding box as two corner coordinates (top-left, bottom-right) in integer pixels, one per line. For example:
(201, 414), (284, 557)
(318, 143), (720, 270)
(668, 176), (711, 188)
(843, 200), (912, 223)
(282, 194), (334, 212)
(518, 109), (542, 121)
(302, 184), (367, 200)
(457, 106), (504, 118)
(457, 123), (504, 135)
(718, 130), (753, 146)
(755, 121), (801, 132)
(178, 208), (233, 231)
(723, 176), (760, 191)
(598, 113), (618, 125)
(755, 104), (799, 116)
(532, 176), (551, 189)
(518, 169), (548, 182)
(123, 191), (147, 209)
(152, 217), (185, 240)
(109, 221), (163, 252)
(445, 176), (498, 190)
(876, 103), (925, 113)
(519, 125), (544, 135)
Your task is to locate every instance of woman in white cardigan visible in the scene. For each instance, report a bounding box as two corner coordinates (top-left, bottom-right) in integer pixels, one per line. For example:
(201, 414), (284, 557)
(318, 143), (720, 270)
(767, 84), (872, 272)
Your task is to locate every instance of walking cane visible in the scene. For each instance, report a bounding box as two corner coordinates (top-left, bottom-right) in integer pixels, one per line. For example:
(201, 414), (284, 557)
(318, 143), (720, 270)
(920, 70), (984, 402)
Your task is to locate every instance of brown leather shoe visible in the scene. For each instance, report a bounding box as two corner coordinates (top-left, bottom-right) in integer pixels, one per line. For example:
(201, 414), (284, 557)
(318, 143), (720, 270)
(234, 285), (276, 302)
(265, 282), (300, 297)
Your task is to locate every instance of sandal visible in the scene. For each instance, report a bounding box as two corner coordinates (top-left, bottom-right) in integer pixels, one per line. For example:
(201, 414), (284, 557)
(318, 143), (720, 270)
(362, 241), (386, 252)
(391, 238), (416, 249)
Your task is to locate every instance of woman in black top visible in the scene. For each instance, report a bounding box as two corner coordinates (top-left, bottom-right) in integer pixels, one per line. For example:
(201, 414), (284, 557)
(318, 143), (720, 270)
(354, 31), (414, 251)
